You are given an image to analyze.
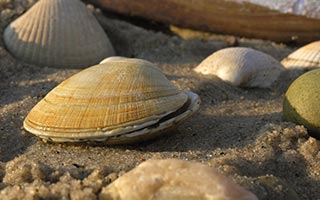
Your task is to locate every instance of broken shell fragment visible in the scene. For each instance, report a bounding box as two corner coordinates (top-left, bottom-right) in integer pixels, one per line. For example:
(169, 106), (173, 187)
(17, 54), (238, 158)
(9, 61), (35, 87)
(281, 41), (320, 70)
(23, 58), (200, 144)
(99, 159), (258, 200)
(3, 0), (115, 68)
(194, 47), (285, 88)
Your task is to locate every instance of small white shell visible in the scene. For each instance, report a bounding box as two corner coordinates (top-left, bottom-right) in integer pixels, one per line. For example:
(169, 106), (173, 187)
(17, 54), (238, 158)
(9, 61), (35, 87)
(194, 47), (285, 88)
(281, 40), (320, 70)
(23, 58), (200, 144)
(4, 0), (115, 68)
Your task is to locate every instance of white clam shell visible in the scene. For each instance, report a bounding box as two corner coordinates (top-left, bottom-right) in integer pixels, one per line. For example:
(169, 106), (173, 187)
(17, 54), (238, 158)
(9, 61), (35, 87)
(4, 0), (115, 68)
(194, 47), (285, 88)
(281, 40), (320, 70)
(23, 58), (200, 144)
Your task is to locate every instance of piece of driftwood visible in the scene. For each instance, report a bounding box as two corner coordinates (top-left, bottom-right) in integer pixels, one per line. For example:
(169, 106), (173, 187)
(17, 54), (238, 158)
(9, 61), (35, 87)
(90, 0), (320, 44)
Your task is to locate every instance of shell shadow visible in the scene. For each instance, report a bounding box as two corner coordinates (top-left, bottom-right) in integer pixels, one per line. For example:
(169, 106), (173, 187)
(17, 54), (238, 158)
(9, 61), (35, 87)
(0, 111), (36, 162)
(120, 111), (283, 152)
(0, 74), (60, 162)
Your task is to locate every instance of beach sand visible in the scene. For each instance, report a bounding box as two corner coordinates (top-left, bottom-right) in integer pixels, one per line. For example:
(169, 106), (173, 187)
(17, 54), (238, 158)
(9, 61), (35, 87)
(0, 1), (319, 199)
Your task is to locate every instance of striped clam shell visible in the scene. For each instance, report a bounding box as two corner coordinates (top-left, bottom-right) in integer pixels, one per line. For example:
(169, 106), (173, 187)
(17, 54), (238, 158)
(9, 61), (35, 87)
(194, 47), (285, 88)
(23, 58), (200, 144)
(281, 41), (320, 70)
(4, 0), (115, 68)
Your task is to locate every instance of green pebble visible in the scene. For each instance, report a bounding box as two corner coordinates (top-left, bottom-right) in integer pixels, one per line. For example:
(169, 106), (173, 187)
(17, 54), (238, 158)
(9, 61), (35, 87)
(283, 69), (320, 138)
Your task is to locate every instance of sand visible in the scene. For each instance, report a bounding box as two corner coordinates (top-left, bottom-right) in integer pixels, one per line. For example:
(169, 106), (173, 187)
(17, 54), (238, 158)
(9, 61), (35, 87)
(0, 0), (319, 199)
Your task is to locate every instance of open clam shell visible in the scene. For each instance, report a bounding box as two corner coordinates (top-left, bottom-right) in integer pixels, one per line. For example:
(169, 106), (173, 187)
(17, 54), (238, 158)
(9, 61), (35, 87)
(3, 0), (115, 68)
(23, 58), (200, 144)
(281, 41), (320, 70)
(194, 47), (285, 88)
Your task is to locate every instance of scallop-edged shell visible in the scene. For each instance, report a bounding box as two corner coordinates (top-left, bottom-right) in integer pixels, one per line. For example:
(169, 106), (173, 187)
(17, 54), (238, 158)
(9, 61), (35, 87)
(3, 0), (115, 68)
(23, 58), (200, 144)
(281, 41), (320, 70)
(100, 159), (258, 200)
(194, 47), (285, 88)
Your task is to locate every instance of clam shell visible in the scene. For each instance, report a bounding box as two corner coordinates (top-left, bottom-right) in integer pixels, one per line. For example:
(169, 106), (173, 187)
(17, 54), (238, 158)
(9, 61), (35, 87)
(23, 58), (200, 143)
(3, 0), (115, 68)
(194, 47), (285, 88)
(281, 41), (320, 70)
(100, 159), (258, 200)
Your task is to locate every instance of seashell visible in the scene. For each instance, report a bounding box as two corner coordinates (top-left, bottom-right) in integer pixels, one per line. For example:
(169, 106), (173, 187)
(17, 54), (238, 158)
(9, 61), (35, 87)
(281, 41), (320, 70)
(99, 159), (258, 200)
(3, 0), (115, 68)
(283, 69), (320, 138)
(23, 58), (200, 144)
(194, 47), (285, 88)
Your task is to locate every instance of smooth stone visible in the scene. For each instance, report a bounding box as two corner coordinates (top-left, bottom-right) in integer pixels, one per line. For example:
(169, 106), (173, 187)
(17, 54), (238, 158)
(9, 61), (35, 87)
(99, 159), (258, 200)
(283, 69), (320, 138)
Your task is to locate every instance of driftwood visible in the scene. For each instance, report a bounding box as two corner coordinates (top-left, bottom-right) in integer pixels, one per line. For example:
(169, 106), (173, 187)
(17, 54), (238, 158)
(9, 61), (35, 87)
(90, 0), (320, 44)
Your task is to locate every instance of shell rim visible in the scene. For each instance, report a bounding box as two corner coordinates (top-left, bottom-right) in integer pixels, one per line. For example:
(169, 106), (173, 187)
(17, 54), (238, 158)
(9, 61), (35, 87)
(23, 91), (200, 143)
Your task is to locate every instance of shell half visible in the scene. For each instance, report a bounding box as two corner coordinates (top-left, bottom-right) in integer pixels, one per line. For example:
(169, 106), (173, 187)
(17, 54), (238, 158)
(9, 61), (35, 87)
(281, 41), (320, 70)
(3, 0), (115, 68)
(194, 47), (285, 88)
(23, 58), (200, 144)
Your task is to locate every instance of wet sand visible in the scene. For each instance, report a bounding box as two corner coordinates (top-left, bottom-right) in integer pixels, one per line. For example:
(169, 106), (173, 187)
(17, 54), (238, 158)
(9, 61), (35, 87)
(0, 1), (319, 199)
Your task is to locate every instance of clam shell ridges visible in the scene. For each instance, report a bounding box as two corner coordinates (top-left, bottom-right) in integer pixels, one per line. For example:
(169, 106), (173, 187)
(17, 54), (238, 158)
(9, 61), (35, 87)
(194, 47), (285, 88)
(4, 0), (115, 68)
(281, 41), (320, 69)
(23, 59), (188, 140)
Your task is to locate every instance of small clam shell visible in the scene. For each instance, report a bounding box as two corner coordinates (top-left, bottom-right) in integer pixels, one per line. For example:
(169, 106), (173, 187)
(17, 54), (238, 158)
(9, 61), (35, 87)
(3, 0), (115, 68)
(23, 58), (200, 144)
(99, 159), (258, 200)
(194, 47), (285, 88)
(281, 41), (320, 70)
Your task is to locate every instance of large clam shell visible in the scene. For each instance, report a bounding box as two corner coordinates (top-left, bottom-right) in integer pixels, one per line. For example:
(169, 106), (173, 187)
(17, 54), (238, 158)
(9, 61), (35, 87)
(3, 0), (115, 68)
(281, 41), (320, 70)
(23, 58), (200, 144)
(100, 159), (258, 200)
(194, 47), (285, 88)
